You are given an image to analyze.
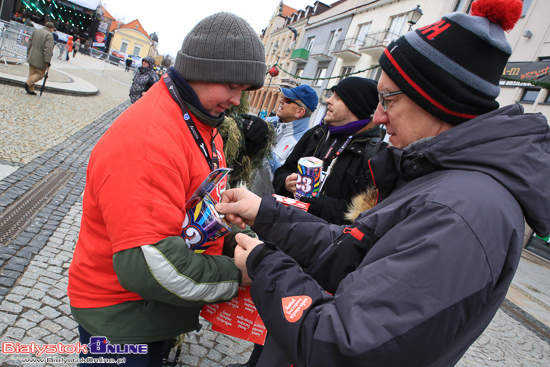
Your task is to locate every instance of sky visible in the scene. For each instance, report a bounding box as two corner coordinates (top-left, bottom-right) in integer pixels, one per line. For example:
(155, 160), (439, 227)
(100, 0), (320, 56)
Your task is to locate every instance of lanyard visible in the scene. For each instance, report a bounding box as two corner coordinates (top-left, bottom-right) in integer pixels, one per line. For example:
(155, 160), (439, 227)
(323, 136), (353, 161)
(163, 74), (219, 171)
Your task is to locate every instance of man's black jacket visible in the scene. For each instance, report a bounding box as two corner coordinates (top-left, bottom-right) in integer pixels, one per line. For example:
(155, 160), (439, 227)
(273, 124), (386, 224)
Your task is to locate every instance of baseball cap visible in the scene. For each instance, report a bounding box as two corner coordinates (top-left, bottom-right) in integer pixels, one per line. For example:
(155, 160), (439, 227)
(280, 85), (318, 112)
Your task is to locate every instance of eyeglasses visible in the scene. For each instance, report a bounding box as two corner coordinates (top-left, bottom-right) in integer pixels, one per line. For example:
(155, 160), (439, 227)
(282, 97), (305, 108)
(378, 90), (403, 112)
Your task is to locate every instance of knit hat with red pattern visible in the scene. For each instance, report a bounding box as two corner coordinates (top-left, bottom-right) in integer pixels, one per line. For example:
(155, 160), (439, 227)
(379, 0), (523, 125)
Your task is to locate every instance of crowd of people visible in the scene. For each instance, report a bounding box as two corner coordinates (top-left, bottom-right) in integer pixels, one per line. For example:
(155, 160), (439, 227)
(63, 0), (550, 366)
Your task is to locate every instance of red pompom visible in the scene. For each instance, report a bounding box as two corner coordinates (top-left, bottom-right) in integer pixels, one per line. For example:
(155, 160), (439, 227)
(269, 66), (279, 77)
(470, 0), (523, 31)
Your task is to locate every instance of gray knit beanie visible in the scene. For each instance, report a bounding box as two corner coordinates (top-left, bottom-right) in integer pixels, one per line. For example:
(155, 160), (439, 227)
(175, 12), (266, 91)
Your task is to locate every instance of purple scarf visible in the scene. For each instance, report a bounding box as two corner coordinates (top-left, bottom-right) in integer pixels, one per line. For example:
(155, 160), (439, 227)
(327, 119), (371, 136)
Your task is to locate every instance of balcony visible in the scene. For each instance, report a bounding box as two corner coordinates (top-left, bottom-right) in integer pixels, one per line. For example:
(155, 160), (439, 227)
(279, 77), (300, 88)
(290, 48), (310, 63)
(332, 38), (363, 62)
(310, 47), (333, 62)
(359, 29), (401, 60)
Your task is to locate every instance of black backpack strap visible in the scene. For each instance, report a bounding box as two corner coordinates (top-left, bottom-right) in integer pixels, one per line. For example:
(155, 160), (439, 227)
(363, 136), (388, 187)
(363, 136), (382, 171)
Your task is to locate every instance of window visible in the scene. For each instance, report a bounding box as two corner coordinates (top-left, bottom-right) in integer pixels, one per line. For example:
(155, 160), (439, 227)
(519, 88), (540, 103)
(522, 0), (533, 17)
(328, 29), (342, 52)
(354, 23), (371, 48)
(296, 68), (304, 78)
(314, 67), (327, 87)
(340, 67), (354, 82)
(132, 45), (142, 56)
(387, 15), (407, 42)
(305, 36), (315, 51)
(369, 66), (382, 81)
(453, 0), (473, 12)
(120, 41), (129, 53)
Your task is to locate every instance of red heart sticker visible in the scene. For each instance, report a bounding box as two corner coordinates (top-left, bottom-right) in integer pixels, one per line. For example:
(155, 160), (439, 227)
(282, 296), (313, 323)
(95, 33), (105, 43)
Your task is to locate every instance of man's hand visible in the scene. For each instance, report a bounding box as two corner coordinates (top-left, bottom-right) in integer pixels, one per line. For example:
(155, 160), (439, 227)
(45, 62), (51, 69)
(234, 233), (263, 286)
(285, 173), (298, 196)
(215, 188), (261, 229)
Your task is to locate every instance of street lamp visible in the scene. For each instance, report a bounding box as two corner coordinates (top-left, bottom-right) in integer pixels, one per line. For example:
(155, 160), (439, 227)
(257, 45), (291, 116)
(407, 5), (423, 31)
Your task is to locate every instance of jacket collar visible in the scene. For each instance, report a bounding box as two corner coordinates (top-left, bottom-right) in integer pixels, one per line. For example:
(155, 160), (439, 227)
(274, 116), (310, 137)
(167, 67), (224, 128)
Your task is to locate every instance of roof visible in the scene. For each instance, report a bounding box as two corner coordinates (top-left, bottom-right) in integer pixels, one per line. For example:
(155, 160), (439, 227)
(118, 19), (149, 38)
(282, 4), (298, 18)
(102, 7), (151, 40)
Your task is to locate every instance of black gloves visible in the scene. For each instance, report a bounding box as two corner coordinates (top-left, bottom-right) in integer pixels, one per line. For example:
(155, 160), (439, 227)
(241, 114), (269, 154)
(299, 194), (325, 217)
(46, 62), (51, 68)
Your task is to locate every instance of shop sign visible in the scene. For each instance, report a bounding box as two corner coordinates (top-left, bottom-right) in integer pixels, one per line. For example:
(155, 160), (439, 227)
(500, 61), (550, 88)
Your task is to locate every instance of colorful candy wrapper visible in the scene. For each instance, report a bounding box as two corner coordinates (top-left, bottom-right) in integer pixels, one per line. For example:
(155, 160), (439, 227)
(182, 193), (231, 253)
(272, 194), (310, 211)
(295, 157), (324, 199)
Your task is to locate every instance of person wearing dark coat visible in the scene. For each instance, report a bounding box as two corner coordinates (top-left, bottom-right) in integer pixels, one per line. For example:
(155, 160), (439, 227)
(129, 56), (159, 103)
(229, 77), (384, 367)
(125, 57), (133, 72)
(273, 77), (386, 225)
(216, 1), (550, 366)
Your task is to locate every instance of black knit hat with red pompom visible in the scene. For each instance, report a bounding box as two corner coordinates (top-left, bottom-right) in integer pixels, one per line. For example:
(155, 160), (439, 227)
(379, 0), (523, 125)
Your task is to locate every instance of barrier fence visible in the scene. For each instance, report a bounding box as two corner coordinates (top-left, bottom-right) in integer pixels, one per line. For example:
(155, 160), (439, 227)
(0, 20), (33, 65)
(0, 20), (141, 86)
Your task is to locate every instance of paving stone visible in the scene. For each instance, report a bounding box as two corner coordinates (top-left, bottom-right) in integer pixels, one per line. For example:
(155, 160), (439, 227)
(4, 327), (25, 340)
(42, 296), (63, 308)
(0, 311), (18, 325)
(3, 263), (26, 273)
(27, 326), (50, 339)
(5, 293), (24, 303)
(0, 301), (23, 313)
(14, 318), (37, 330)
(56, 328), (77, 342)
(27, 289), (46, 300)
(0, 277), (16, 288)
(19, 298), (42, 310)
(42, 269), (64, 280)
(11, 286), (31, 296)
(21, 310), (46, 323)
(47, 287), (66, 299)
(0, 287), (9, 296)
(38, 277), (58, 286)
(18, 278), (37, 287)
(34, 282), (52, 291)
(55, 315), (78, 330)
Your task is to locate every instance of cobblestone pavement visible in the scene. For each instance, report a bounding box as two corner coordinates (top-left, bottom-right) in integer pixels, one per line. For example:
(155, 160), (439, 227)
(0, 57), (129, 166)
(0, 58), (549, 366)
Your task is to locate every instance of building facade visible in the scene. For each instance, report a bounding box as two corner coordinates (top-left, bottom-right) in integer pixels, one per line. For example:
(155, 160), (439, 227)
(495, 0), (550, 118)
(109, 19), (155, 60)
(249, 1), (332, 116)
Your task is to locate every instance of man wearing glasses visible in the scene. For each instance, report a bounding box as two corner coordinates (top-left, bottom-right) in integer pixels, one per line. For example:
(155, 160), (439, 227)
(272, 77), (385, 225)
(266, 85), (319, 172)
(250, 85), (318, 195)
(216, 1), (549, 366)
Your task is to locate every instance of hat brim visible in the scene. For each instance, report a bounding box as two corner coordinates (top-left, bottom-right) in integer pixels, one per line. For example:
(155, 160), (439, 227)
(279, 87), (298, 100)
